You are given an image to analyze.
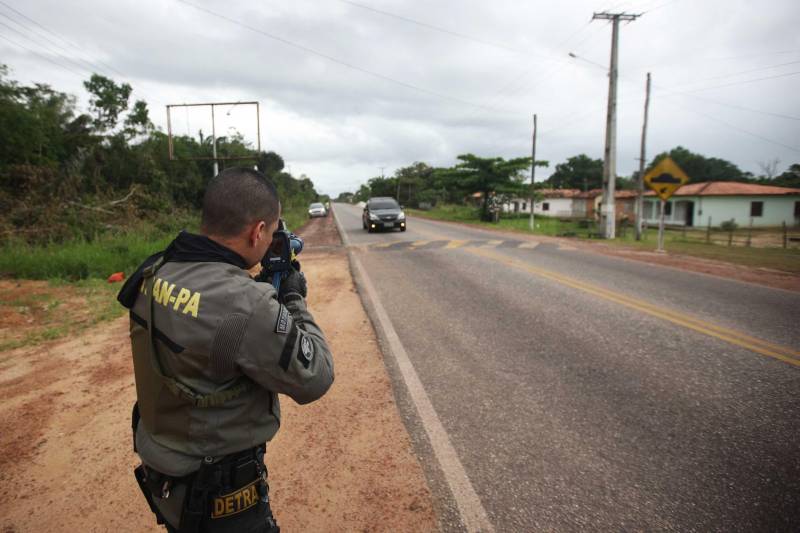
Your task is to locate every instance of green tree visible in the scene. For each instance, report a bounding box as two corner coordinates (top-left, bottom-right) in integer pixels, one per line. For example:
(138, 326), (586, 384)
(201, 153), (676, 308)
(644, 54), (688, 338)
(545, 154), (603, 191)
(83, 73), (132, 131)
(436, 154), (536, 221)
(256, 151), (285, 177)
(394, 161), (434, 207)
(123, 99), (152, 138)
(765, 163), (800, 188)
(649, 146), (749, 183)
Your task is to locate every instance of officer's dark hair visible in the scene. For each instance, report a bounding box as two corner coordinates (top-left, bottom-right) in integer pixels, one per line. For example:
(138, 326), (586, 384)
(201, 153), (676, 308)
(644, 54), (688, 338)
(201, 167), (280, 237)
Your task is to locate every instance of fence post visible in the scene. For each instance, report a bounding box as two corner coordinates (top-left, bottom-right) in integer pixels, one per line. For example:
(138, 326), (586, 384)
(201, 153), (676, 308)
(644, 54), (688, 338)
(728, 227), (733, 247)
(783, 221), (788, 249)
(706, 216), (712, 244)
(746, 217), (753, 247)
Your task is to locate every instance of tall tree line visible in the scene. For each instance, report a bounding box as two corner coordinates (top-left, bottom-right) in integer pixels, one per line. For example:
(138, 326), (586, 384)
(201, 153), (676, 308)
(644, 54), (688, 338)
(0, 66), (321, 243)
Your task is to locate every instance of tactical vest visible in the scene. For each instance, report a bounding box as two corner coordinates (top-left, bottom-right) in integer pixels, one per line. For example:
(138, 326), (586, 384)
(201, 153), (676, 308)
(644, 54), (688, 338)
(130, 259), (281, 459)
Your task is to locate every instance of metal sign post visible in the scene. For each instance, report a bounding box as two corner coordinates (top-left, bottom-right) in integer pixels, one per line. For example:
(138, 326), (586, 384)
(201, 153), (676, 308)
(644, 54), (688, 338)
(643, 156), (691, 253)
(165, 101), (261, 178)
(657, 199), (666, 252)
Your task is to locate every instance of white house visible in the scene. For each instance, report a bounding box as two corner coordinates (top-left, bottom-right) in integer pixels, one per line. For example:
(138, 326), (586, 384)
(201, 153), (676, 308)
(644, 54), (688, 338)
(501, 189), (580, 216)
(643, 182), (800, 228)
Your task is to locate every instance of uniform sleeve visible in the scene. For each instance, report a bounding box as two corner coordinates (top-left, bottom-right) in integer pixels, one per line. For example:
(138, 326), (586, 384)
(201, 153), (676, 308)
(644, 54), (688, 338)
(235, 291), (334, 405)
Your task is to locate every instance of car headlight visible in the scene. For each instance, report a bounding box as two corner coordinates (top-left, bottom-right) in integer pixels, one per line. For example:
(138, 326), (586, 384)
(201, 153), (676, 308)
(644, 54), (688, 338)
(397, 211), (406, 220)
(369, 213), (380, 220)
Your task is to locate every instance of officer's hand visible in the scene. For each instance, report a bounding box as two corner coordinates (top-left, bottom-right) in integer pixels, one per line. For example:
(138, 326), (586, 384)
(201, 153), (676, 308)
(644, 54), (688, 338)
(254, 266), (271, 283)
(279, 269), (307, 301)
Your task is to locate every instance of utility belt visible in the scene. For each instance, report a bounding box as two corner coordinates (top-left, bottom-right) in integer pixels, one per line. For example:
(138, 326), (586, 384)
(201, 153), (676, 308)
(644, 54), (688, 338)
(134, 444), (278, 532)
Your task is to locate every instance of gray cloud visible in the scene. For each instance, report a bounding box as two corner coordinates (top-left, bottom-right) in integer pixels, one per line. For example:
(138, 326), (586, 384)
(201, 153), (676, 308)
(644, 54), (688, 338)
(2, 0), (798, 195)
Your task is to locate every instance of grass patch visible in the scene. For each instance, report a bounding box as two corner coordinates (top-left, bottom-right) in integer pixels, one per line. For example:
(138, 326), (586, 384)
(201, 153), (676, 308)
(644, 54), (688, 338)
(0, 278), (126, 352)
(282, 203), (312, 233)
(608, 230), (800, 273)
(1, 212), (200, 280)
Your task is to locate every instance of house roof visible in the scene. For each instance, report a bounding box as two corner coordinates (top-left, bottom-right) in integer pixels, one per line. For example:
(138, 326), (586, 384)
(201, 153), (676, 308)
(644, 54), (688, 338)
(541, 188), (581, 198)
(573, 189), (637, 199)
(575, 189), (602, 198)
(614, 190), (639, 199)
(644, 181), (800, 197)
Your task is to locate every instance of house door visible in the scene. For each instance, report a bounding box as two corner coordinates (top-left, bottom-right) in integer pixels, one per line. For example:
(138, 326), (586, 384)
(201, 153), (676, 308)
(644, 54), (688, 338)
(685, 201), (695, 227)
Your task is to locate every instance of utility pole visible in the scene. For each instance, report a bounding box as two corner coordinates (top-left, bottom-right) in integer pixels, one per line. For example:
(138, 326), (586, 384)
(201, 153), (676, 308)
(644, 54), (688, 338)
(529, 113), (538, 231)
(635, 72), (651, 241)
(593, 11), (640, 239)
(211, 104), (219, 177)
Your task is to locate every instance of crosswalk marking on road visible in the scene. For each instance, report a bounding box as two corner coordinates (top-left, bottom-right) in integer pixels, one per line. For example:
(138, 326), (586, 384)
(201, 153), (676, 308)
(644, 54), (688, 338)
(362, 238), (560, 253)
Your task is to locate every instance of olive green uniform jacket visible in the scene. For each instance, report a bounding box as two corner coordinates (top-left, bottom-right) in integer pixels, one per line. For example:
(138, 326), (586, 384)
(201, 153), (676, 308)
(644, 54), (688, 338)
(129, 260), (334, 476)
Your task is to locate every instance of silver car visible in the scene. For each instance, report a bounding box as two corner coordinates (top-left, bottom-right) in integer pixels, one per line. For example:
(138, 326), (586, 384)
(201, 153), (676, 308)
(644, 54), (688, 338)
(308, 202), (327, 218)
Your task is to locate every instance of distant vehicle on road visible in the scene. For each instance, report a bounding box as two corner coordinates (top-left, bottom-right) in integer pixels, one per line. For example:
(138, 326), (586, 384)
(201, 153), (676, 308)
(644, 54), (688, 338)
(362, 197), (406, 232)
(308, 202), (327, 218)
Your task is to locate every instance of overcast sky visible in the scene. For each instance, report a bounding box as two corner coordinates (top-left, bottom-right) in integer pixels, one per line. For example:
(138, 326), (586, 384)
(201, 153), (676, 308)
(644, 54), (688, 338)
(2, 0), (799, 195)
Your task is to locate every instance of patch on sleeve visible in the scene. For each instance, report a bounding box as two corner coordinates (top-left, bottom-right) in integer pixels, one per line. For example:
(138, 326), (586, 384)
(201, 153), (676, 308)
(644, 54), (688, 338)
(298, 332), (315, 368)
(275, 305), (291, 334)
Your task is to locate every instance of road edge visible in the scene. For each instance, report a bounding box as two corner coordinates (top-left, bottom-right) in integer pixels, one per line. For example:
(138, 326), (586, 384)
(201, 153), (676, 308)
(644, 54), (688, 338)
(330, 204), (494, 533)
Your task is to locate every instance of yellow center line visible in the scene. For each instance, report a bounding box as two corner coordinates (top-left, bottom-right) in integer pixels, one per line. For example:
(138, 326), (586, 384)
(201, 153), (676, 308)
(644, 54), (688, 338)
(466, 247), (800, 368)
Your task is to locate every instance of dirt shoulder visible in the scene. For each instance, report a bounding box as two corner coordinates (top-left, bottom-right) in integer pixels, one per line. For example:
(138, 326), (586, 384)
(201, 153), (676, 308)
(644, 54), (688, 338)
(409, 212), (800, 292)
(0, 216), (437, 532)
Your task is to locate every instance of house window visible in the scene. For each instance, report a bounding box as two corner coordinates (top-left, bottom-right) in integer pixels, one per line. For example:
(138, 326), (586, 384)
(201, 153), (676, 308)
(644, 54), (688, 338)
(750, 201), (763, 217)
(522, 202), (526, 211)
(542, 202), (550, 211)
(643, 201), (654, 219)
(664, 202), (672, 216)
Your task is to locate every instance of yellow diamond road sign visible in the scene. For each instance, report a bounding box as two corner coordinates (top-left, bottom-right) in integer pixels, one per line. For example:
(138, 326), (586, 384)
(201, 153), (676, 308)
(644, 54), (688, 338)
(644, 156), (690, 201)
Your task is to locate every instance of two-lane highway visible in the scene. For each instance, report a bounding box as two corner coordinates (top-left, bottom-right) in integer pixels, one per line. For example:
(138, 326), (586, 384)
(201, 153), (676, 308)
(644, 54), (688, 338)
(333, 203), (800, 532)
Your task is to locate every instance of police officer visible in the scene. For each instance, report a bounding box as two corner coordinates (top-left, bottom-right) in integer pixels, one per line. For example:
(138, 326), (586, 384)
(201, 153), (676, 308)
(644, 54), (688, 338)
(117, 167), (334, 532)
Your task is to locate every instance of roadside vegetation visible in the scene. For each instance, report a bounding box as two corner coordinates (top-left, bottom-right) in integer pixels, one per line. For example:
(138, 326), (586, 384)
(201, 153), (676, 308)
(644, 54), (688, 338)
(0, 66), (323, 280)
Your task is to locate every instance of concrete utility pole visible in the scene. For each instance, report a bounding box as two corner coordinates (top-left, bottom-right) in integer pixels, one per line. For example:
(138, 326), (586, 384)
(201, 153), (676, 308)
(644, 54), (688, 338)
(635, 72), (651, 241)
(211, 104), (219, 177)
(593, 11), (640, 239)
(529, 113), (538, 231)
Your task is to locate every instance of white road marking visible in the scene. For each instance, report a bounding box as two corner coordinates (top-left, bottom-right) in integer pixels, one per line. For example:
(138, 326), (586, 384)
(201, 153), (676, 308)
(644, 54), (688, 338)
(331, 205), (494, 533)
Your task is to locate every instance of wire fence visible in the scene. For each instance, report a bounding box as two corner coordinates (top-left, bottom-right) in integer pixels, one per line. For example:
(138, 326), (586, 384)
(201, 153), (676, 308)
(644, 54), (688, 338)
(500, 213), (800, 249)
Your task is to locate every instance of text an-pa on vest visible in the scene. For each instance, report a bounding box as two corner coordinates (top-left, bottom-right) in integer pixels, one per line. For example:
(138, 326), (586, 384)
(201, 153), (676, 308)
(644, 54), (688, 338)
(140, 278), (201, 318)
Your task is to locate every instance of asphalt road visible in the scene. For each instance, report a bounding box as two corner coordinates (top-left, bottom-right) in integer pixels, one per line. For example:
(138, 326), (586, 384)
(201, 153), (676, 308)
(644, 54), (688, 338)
(333, 203), (800, 532)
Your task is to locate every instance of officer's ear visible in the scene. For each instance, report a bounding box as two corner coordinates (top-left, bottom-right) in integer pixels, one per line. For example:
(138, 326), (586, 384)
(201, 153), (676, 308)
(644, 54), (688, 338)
(248, 220), (267, 248)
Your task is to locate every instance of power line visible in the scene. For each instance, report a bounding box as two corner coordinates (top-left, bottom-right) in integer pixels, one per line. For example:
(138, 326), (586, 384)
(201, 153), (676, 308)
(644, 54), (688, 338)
(0, 1), (160, 105)
(338, 0), (539, 58)
(0, 32), (85, 77)
(174, 0), (503, 113)
(678, 59), (800, 85)
(660, 96), (800, 153)
(0, 18), (96, 76)
(653, 85), (800, 122)
(462, 20), (603, 124)
(568, 51), (800, 122)
(679, 70), (800, 93)
(0, 0), (129, 81)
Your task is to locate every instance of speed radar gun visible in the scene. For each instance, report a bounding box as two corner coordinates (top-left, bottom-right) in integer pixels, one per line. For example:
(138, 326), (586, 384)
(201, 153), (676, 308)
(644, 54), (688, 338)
(260, 218), (304, 291)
